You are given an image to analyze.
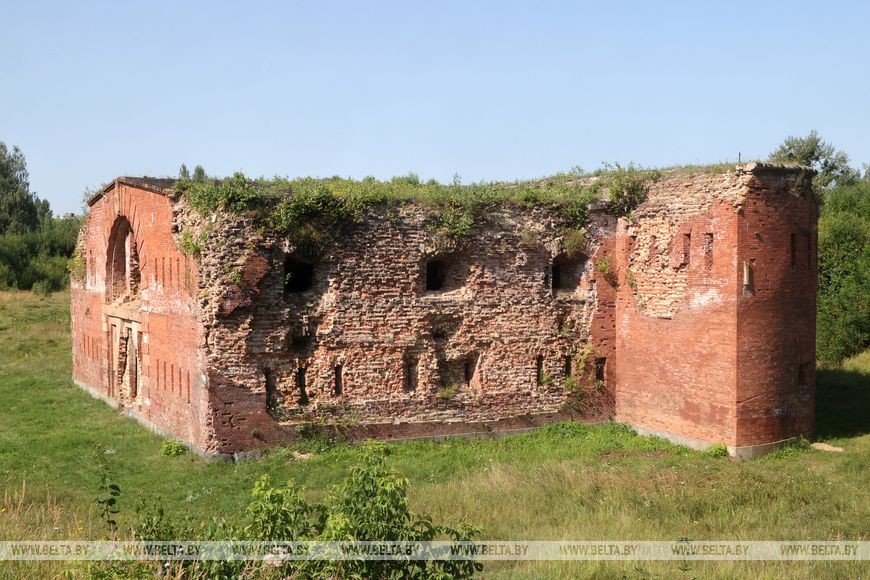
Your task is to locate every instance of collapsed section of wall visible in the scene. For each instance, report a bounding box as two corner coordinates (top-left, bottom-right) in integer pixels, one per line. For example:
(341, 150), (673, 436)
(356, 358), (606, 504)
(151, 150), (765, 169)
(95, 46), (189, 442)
(614, 169), (747, 448)
(193, 205), (617, 453)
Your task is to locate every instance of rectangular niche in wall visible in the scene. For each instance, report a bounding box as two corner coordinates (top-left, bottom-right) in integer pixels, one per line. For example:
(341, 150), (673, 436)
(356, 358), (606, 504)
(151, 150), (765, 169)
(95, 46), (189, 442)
(681, 233), (691, 267)
(438, 354), (479, 389)
(333, 364), (343, 395)
(295, 367), (309, 405)
(403, 356), (418, 392)
(426, 260), (445, 291)
(595, 357), (607, 382)
(284, 256), (314, 294)
(551, 254), (587, 294)
(704, 233), (713, 270)
(424, 254), (468, 293)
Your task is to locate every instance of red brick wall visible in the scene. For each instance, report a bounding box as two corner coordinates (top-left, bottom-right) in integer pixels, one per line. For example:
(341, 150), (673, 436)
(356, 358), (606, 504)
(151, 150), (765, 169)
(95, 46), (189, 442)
(735, 172), (816, 446)
(614, 166), (816, 451)
(71, 182), (207, 449)
(72, 167), (816, 457)
(614, 175), (744, 447)
(192, 206), (617, 454)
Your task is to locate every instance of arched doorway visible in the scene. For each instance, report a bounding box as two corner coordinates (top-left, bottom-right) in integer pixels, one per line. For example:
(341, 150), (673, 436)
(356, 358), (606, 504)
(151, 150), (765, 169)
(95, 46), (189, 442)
(105, 216), (140, 301)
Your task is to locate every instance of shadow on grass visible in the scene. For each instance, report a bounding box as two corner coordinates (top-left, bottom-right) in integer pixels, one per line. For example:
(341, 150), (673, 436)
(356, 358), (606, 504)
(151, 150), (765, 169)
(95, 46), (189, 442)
(815, 366), (870, 439)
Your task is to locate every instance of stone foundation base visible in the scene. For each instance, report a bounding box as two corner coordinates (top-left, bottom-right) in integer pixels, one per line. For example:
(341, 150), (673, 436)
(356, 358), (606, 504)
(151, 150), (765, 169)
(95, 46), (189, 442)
(626, 423), (812, 461)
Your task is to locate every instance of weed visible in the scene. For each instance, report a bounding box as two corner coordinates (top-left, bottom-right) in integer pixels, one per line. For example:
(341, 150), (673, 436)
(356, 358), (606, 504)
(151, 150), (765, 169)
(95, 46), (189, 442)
(704, 444), (729, 458)
(227, 268), (243, 285)
(563, 228), (588, 258)
(68, 247), (87, 282)
(173, 164), (654, 248)
(160, 440), (187, 457)
(31, 279), (51, 296)
(591, 162), (661, 216)
(626, 269), (638, 291)
(436, 384), (459, 400)
(92, 442), (121, 535)
(178, 230), (204, 256)
(594, 256), (618, 286)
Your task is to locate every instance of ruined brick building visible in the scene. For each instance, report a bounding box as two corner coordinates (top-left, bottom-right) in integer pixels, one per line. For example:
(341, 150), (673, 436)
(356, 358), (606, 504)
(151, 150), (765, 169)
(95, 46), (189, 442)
(71, 163), (817, 460)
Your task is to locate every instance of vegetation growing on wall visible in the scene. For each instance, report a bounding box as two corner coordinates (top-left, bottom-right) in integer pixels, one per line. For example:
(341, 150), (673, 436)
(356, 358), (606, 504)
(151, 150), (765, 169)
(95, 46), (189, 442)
(589, 162), (661, 217)
(174, 164), (661, 246)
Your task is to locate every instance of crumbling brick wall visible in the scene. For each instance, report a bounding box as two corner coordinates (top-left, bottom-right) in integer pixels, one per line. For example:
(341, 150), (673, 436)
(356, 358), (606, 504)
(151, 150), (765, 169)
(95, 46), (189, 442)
(71, 165), (816, 458)
(613, 165), (816, 453)
(192, 204), (617, 453)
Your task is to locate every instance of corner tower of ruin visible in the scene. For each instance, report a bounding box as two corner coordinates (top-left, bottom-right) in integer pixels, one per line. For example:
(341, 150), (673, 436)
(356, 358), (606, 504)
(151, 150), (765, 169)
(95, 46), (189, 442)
(70, 163), (817, 459)
(613, 163), (816, 459)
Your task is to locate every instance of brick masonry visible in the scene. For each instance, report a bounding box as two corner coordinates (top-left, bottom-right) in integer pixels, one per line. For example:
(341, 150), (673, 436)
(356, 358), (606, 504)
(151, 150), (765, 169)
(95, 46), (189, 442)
(70, 164), (817, 458)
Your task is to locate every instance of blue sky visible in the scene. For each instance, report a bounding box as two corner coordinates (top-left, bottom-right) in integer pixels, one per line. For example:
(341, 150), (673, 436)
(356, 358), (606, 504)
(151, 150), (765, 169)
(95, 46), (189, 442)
(3, 0), (869, 215)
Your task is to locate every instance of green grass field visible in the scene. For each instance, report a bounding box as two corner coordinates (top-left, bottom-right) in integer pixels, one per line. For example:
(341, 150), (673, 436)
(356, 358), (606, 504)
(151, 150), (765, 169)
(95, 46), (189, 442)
(0, 291), (868, 578)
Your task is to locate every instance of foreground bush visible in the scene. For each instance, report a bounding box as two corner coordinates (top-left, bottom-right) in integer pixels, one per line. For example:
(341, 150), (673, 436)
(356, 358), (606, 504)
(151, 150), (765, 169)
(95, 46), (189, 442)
(92, 442), (481, 579)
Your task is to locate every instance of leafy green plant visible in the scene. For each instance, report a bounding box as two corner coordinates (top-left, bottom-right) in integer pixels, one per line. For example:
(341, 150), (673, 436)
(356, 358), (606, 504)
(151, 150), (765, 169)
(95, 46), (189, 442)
(315, 442), (482, 578)
(816, 181), (870, 363)
(93, 442), (121, 534)
(31, 279), (51, 296)
(540, 370), (554, 387)
(178, 229), (204, 256)
(704, 444), (729, 458)
(626, 269), (638, 291)
(294, 423), (317, 440)
(244, 475), (324, 541)
(172, 165), (651, 249)
(160, 439), (187, 457)
(435, 384), (459, 400)
(563, 228), (588, 258)
(764, 437), (811, 460)
(594, 256), (618, 286)
(68, 247), (87, 281)
(227, 268), (243, 285)
(592, 162), (660, 216)
(564, 375), (580, 395)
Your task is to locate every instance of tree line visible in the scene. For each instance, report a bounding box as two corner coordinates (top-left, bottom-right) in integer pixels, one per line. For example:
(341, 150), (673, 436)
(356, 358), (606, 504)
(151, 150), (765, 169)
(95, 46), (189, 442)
(0, 136), (866, 363)
(0, 142), (81, 294)
(771, 132), (870, 364)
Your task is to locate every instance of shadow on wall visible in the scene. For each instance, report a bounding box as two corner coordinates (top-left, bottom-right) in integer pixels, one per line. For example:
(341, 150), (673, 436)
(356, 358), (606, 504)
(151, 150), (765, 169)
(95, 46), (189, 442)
(815, 367), (870, 439)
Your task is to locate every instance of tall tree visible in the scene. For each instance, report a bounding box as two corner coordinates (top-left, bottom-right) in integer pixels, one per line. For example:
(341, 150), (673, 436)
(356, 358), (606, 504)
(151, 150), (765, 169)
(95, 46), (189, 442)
(178, 163), (191, 180)
(769, 130), (860, 190)
(0, 141), (39, 234)
(192, 165), (207, 182)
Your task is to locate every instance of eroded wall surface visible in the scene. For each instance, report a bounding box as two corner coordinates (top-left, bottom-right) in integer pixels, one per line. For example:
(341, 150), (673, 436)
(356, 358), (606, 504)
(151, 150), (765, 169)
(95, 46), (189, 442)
(193, 206), (617, 453)
(614, 166), (816, 450)
(71, 166), (817, 457)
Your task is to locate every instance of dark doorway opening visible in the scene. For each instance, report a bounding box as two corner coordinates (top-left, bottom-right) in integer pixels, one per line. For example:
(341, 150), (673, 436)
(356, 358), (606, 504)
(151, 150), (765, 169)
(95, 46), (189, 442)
(426, 260), (445, 291)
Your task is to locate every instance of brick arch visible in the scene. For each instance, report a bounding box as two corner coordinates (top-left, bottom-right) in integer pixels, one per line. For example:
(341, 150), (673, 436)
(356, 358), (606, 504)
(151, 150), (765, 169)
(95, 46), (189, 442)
(105, 216), (140, 301)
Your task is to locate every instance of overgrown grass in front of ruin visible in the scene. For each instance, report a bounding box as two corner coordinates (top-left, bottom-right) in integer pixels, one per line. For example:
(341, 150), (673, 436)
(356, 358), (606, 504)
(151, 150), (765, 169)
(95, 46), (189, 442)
(0, 291), (868, 579)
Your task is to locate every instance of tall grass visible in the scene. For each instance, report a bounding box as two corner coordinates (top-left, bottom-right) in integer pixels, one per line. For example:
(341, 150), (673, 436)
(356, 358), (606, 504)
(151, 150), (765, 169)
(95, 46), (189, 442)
(0, 291), (867, 579)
